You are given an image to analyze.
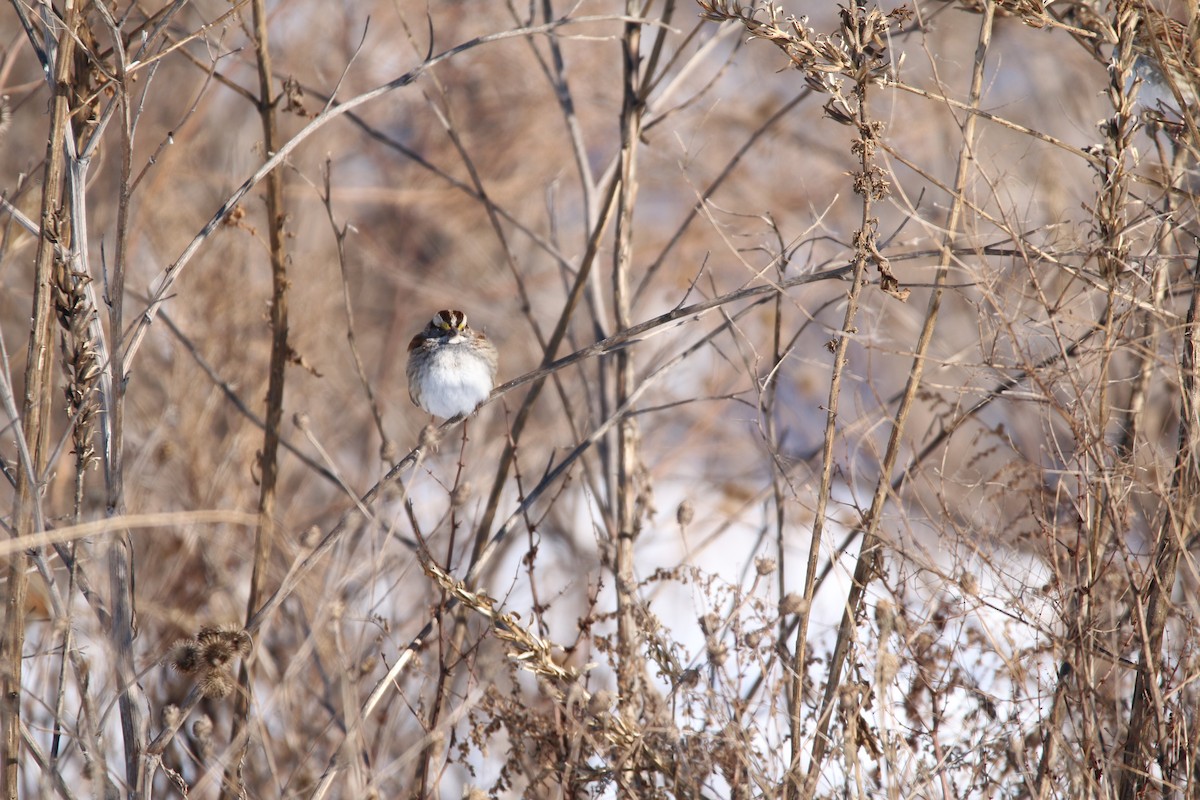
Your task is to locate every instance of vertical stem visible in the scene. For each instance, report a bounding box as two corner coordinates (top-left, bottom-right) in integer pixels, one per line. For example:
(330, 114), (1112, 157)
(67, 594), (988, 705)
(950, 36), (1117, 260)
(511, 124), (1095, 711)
(102, 1), (147, 788)
(785, 6), (877, 795)
(613, 0), (645, 792)
(2, 3), (78, 797)
(785, 114), (871, 800)
(228, 0), (290, 794)
(768, 290), (789, 655)
(1037, 5), (1138, 791)
(414, 425), (472, 797)
(792, 4), (993, 796)
(1117, 252), (1200, 800)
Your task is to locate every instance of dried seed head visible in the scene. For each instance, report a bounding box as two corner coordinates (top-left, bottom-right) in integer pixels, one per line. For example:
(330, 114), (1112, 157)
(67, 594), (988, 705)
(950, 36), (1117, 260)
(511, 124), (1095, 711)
(192, 715), (214, 742)
(676, 499), (695, 527)
(281, 76), (309, 117)
(587, 689), (616, 717)
(168, 626), (251, 700)
(196, 626), (252, 668)
(450, 481), (473, 508)
(877, 651), (900, 684)
(196, 626), (222, 646)
(300, 525), (321, 549)
(707, 640), (729, 667)
(162, 704), (182, 729)
(755, 556), (777, 576)
(54, 259), (101, 471)
(779, 592), (808, 617)
(167, 640), (202, 674)
(676, 667), (701, 690)
(193, 713), (216, 762)
(200, 669), (235, 698)
(199, 633), (236, 669)
(875, 599), (896, 635)
(418, 423), (441, 449)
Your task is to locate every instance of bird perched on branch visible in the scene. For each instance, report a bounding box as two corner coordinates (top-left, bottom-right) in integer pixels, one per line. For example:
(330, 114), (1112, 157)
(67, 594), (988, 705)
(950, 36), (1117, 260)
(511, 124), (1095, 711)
(406, 309), (498, 419)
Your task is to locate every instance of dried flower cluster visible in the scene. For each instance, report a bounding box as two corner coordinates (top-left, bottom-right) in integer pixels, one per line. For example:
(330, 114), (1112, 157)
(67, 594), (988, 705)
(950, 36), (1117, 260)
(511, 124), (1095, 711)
(701, 1), (909, 303)
(53, 258), (102, 471)
(699, 1), (910, 122)
(422, 558), (575, 684)
(948, 0), (1048, 27)
(167, 626), (253, 699)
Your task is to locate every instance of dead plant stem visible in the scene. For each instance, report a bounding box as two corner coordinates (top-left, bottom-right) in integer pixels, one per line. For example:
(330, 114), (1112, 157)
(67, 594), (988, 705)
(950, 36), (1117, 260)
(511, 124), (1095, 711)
(226, 0), (291, 794)
(1117, 249), (1200, 799)
(95, 2), (149, 790)
(787, 4), (892, 795)
(800, 3), (993, 796)
(1037, 4), (1138, 791)
(613, 2), (647, 793)
(2, 2), (79, 797)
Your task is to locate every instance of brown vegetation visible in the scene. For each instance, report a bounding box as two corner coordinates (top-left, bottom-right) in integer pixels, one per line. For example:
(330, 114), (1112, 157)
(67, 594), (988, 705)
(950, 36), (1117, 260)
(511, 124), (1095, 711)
(2, 0), (1200, 797)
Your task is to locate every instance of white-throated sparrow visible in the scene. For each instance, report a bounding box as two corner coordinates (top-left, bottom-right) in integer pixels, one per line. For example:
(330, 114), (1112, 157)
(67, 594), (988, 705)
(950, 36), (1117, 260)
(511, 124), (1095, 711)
(406, 309), (498, 419)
